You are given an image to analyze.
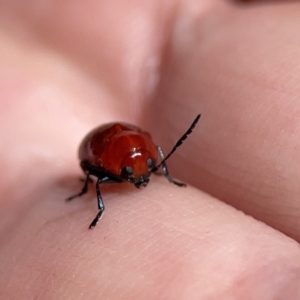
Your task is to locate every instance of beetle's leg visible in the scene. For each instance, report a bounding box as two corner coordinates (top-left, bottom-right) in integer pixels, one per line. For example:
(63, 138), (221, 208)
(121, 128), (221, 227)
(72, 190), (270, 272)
(79, 177), (93, 183)
(66, 172), (91, 201)
(156, 146), (186, 187)
(79, 163), (93, 183)
(89, 177), (107, 229)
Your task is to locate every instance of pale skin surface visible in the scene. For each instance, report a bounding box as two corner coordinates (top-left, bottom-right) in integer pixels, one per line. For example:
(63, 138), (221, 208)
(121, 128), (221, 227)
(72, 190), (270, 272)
(1, 0), (300, 299)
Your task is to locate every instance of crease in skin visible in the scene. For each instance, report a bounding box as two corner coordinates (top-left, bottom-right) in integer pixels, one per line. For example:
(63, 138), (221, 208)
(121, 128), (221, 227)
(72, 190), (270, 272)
(143, 0), (216, 101)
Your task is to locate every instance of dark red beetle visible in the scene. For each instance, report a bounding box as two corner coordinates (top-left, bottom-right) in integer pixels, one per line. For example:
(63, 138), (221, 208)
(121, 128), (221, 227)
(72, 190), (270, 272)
(67, 114), (200, 229)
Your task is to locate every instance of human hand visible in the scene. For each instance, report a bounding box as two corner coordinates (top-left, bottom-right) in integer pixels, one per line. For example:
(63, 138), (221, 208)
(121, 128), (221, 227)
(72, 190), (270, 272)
(1, 1), (300, 299)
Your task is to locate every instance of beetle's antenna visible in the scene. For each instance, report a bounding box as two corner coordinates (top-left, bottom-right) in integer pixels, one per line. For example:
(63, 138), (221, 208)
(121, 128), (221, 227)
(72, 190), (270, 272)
(151, 114), (201, 173)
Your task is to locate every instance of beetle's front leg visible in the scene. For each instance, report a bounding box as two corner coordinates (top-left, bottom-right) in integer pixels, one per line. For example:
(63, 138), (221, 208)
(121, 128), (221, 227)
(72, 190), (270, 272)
(89, 178), (106, 229)
(156, 146), (186, 187)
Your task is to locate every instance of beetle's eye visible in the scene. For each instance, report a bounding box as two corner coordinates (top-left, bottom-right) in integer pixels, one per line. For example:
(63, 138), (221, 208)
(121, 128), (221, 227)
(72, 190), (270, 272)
(121, 166), (134, 181)
(147, 158), (153, 168)
(125, 166), (133, 175)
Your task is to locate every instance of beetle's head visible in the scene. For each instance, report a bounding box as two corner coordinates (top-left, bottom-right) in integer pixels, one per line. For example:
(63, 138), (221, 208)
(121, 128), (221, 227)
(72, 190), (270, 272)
(120, 150), (155, 188)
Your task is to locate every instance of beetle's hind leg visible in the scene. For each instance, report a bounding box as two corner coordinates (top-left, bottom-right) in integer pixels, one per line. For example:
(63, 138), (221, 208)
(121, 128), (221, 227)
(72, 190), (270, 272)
(66, 172), (91, 201)
(79, 163), (93, 183)
(156, 146), (186, 187)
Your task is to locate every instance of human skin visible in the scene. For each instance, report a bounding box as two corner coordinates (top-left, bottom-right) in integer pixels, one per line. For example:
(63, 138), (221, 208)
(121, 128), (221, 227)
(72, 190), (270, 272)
(1, 0), (300, 299)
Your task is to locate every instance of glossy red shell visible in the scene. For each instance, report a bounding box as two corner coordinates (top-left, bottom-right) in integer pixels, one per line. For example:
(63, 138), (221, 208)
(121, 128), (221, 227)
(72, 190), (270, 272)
(79, 122), (157, 178)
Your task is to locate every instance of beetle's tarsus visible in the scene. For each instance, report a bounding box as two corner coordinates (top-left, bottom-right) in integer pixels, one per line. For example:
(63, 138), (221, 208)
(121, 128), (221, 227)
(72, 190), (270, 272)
(89, 210), (103, 229)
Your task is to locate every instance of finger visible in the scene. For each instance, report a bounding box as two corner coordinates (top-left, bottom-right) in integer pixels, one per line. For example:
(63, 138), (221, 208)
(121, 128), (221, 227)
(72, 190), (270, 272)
(144, 1), (300, 242)
(1, 176), (300, 299)
(2, 0), (300, 243)
(0, 0), (179, 120)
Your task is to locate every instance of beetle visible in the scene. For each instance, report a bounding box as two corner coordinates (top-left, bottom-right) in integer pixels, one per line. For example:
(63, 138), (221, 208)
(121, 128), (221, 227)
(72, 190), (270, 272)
(66, 114), (201, 229)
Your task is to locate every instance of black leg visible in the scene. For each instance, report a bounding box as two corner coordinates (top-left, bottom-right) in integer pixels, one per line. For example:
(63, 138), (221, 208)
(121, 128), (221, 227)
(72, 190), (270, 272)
(80, 177), (93, 183)
(157, 146), (186, 187)
(79, 162), (93, 183)
(66, 172), (91, 201)
(89, 178), (105, 229)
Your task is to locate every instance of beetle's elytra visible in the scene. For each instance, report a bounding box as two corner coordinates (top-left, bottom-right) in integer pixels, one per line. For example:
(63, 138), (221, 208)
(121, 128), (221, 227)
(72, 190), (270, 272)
(66, 114), (201, 229)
